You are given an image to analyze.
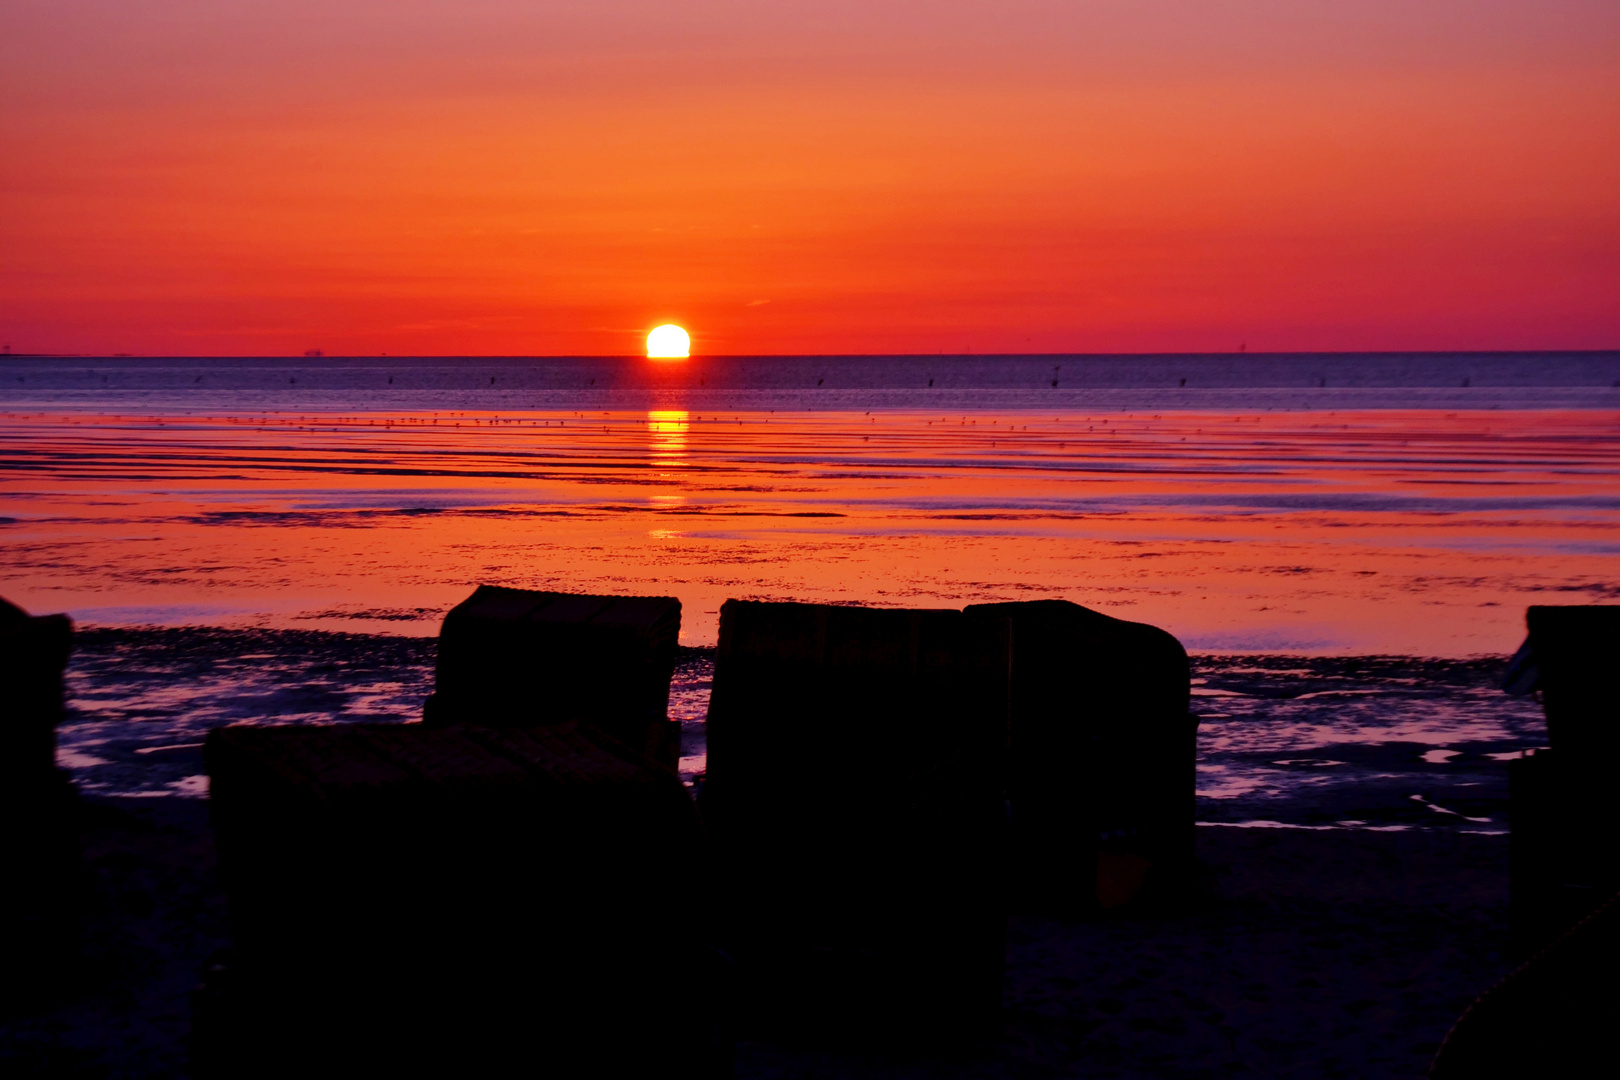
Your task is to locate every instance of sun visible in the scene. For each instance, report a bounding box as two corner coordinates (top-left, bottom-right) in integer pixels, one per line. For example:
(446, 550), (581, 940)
(646, 324), (690, 359)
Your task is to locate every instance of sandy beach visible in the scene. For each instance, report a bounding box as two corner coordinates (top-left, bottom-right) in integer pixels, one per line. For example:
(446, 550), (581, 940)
(0, 795), (1508, 1079)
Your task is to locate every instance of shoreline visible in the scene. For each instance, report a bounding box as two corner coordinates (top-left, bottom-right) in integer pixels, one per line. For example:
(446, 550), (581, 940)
(54, 627), (1543, 837)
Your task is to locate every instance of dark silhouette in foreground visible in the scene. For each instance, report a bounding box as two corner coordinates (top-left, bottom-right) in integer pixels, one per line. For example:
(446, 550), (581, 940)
(0, 596), (77, 1007)
(193, 587), (1203, 1073)
(1, 619), (1529, 1077)
(1430, 888), (1620, 1078)
(195, 588), (711, 1076)
(1431, 604), (1620, 1077)
(699, 600), (1014, 1046)
(698, 597), (1196, 1050)
(964, 600), (1194, 913)
(424, 585), (683, 768)
(1502, 604), (1620, 957)
(197, 720), (714, 1077)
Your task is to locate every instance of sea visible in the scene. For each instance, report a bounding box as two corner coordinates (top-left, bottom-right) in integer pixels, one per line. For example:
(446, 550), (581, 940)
(4, 351), (1618, 831)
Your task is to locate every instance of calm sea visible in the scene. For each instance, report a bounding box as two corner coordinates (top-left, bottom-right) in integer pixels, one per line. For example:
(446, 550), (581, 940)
(7, 351), (1620, 412)
(4, 352), (1615, 825)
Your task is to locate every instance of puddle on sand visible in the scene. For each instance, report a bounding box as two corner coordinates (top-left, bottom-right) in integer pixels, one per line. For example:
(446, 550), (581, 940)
(1193, 654), (1544, 832)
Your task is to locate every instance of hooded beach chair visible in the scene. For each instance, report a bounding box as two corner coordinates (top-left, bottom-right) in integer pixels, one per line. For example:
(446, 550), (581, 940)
(697, 598), (1012, 1043)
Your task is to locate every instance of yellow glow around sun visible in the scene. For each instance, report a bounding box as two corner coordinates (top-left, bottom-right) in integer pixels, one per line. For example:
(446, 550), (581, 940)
(646, 324), (690, 358)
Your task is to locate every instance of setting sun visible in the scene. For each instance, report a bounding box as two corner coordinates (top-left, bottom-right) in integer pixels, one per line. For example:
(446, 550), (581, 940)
(646, 324), (690, 359)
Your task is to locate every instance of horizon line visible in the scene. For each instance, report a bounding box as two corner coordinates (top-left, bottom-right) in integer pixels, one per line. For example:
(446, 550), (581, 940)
(4, 348), (1619, 361)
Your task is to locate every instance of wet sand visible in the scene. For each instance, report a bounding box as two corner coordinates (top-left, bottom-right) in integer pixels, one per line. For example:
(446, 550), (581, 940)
(0, 798), (1508, 1079)
(4, 406), (1618, 654)
(54, 629), (1543, 832)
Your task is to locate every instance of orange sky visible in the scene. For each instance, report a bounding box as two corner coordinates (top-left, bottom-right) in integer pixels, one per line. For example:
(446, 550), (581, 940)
(3, 1), (1618, 356)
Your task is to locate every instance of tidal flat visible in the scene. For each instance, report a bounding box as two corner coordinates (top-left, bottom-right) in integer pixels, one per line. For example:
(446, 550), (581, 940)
(0, 626), (1537, 1077)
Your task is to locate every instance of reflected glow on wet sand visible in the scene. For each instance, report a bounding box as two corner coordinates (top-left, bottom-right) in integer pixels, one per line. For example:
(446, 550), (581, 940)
(2, 407), (1616, 654)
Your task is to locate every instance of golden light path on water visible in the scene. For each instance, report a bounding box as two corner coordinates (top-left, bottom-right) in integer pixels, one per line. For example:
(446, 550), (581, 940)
(2, 407), (1617, 655)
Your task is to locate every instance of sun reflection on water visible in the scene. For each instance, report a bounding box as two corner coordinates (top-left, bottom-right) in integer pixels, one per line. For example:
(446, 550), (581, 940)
(646, 410), (689, 462)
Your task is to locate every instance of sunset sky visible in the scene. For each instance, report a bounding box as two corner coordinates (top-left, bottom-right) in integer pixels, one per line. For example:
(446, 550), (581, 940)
(3, 0), (1617, 356)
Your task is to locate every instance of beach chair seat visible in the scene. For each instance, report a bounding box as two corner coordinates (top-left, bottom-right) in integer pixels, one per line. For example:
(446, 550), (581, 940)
(963, 599), (1193, 911)
(424, 585), (682, 767)
(200, 719), (715, 1077)
(698, 599), (1011, 1043)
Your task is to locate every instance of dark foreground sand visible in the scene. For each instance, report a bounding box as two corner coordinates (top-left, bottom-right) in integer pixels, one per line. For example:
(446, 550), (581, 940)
(0, 798), (1507, 1079)
(744, 826), (1509, 1080)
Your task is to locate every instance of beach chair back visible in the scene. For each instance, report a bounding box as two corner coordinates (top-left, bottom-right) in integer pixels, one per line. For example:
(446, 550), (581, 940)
(699, 598), (1011, 1043)
(964, 599), (1193, 911)
(425, 584), (682, 766)
(0, 596), (79, 999)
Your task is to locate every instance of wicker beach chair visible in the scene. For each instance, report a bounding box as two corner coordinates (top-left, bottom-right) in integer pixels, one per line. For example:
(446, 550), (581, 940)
(199, 719), (716, 1077)
(0, 596), (78, 1000)
(1503, 605), (1620, 957)
(963, 599), (1194, 912)
(424, 585), (683, 768)
(698, 599), (1012, 1045)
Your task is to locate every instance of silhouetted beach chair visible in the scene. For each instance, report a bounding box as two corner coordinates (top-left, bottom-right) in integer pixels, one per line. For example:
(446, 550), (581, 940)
(199, 719), (715, 1077)
(963, 600), (1193, 912)
(424, 585), (683, 768)
(0, 595), (78, 1000)
(1502, 605), (1620, 957)
(698, 599), (1012, 1044)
